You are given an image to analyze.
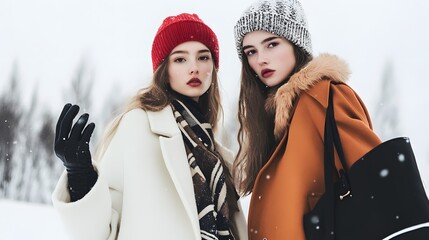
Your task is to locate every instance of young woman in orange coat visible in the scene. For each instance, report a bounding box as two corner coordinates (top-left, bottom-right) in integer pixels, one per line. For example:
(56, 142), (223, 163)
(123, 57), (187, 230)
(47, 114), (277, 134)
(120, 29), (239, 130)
(232, 0), (382, 239)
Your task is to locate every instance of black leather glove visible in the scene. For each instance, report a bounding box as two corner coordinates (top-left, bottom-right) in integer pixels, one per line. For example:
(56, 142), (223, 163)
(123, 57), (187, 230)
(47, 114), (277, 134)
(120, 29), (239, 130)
(54, 103), (97, 202)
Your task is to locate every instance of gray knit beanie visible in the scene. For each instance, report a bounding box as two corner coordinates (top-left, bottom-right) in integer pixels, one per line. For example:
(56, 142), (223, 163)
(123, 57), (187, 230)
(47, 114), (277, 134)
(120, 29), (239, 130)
(234, 0), (312, 59)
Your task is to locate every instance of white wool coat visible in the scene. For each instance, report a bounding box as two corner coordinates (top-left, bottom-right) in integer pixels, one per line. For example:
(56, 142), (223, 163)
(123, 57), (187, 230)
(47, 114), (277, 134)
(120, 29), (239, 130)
(52, 106), (248, 240)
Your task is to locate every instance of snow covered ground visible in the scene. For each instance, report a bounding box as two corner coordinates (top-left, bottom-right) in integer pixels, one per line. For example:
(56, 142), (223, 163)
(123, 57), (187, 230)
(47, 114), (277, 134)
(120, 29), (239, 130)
(0, 197), (251, 239)
(0, 200), (67, 240)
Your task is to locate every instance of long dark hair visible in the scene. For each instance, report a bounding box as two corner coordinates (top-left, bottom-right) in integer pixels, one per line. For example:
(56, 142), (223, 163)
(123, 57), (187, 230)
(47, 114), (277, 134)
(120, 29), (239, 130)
(233, 45), (313, 195)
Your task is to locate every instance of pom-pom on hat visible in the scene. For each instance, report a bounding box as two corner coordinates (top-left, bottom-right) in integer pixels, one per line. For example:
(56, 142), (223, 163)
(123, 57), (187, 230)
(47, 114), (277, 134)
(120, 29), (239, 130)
(151, 13), (219, 72)
(234, 0), (312, 59)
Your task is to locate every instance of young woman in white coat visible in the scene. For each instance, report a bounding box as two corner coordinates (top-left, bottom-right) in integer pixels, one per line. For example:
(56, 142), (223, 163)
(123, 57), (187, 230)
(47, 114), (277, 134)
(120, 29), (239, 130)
(52, 13), (247, 240)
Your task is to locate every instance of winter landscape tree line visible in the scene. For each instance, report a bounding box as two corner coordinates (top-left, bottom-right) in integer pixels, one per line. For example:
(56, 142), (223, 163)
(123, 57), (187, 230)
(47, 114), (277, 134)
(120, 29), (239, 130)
(0, 60), (424, 204)
(0, 60), (123, 203)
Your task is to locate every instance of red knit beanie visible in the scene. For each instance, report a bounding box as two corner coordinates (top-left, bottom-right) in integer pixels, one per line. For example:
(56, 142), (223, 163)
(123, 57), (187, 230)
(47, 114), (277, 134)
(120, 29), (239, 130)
(151, 13), (219, 72)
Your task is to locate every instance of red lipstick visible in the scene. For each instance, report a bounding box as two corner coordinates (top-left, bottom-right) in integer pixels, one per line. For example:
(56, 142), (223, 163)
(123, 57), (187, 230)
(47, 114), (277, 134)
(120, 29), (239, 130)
(261, 68), (275, 78)
(187, 78), (202, 87)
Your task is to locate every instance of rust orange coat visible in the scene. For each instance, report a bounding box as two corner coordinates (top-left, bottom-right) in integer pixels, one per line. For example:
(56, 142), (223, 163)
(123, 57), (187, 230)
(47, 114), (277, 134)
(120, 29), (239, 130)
(247, 54), (382, 240)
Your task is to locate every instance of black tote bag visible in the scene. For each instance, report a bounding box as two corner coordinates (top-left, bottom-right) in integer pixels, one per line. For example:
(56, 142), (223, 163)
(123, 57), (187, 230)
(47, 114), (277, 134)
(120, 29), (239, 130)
(303, 84), (429, 240)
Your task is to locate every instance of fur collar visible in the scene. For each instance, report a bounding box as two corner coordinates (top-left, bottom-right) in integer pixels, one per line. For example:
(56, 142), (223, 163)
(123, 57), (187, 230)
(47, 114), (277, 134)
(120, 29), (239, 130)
(266, 53), (351, 139)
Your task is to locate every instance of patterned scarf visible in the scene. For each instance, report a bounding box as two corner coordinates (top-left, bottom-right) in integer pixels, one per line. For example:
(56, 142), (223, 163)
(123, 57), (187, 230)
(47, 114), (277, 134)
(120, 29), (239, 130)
(170, 97), (235, 240)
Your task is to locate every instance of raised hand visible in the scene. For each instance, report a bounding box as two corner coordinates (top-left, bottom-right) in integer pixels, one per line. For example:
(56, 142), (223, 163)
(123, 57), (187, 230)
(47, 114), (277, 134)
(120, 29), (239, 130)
(54, 104), (95, 170)
(54, 103), (97, 201)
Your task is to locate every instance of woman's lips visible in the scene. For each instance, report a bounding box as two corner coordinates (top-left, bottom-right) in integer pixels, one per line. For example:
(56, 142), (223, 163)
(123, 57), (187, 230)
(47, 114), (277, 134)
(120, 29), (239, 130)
(261, 69), (275, 78)
(187, 78), (202, 87)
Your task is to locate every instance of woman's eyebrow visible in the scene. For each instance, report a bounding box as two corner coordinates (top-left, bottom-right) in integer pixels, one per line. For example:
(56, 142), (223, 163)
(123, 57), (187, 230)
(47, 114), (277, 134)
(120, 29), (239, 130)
(242, 36), (280, 51)
(170, 49), (210, 55)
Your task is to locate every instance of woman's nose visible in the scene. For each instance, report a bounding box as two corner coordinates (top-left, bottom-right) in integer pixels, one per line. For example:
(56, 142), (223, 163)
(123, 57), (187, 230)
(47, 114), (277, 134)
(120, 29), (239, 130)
(257, 53), (269, 66)
(189, 61), (199, 74)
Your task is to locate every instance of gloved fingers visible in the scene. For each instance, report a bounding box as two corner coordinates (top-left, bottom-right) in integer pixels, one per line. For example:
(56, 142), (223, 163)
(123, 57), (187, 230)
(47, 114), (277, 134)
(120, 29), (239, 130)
(70, 113), (89, 141)
(59, 105), (80, 141)
(55, 103), (72, 141)
(80, 122), (95, 144)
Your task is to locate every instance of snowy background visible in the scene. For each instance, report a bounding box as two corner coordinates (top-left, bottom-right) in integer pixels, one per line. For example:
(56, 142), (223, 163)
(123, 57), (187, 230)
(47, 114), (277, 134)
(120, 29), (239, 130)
(1, 0), (429, 239)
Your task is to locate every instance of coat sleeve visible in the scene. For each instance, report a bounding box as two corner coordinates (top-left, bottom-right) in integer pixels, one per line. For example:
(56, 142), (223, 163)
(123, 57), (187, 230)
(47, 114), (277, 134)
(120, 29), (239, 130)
(51, 164), (120, 240)
(330, 83), (382, 169)
(52, 109), (150, 240)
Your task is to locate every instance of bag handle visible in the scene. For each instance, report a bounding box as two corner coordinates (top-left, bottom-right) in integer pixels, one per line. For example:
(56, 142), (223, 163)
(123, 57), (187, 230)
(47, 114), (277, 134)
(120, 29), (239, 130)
(325, 84), (351, 200)
(322, 83), (352, 238)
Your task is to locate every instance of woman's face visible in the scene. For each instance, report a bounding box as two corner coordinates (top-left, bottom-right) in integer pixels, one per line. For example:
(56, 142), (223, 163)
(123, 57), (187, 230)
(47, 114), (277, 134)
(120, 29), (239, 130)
(242, 31), (296, 87)
(168, 41), (214, 102)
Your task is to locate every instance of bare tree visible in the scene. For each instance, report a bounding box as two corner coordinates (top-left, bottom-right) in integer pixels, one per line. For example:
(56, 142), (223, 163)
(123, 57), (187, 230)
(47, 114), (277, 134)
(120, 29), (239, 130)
(373, 60), (402, 140)
(37, 110), (63, 202)
(0, 64), (23, 195)
(64, 58), (95, 113)
(6, 84), (41, 201)
(0, 57), (102, 203)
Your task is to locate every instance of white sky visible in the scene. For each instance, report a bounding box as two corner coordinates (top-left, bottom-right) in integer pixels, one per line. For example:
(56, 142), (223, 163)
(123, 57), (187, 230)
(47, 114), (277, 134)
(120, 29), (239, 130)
(0, 0), (428, 187)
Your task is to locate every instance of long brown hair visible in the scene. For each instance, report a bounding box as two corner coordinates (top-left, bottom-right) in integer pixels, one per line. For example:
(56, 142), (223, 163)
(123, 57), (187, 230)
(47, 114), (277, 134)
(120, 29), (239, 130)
(233, 45), (312, 195)
(95, 52), (240, 228)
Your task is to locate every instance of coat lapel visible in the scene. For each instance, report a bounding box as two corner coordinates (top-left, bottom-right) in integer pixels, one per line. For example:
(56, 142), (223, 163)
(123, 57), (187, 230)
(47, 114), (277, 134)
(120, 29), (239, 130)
(146, 106), (200, 239)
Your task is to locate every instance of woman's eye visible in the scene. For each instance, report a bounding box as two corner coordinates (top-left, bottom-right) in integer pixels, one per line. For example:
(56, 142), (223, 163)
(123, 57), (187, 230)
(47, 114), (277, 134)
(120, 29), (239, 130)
(268, 42), (279, 48)
(244, 50), (256, 56)
(174, 57), (186, 63)
(199, 55), (211, 61)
